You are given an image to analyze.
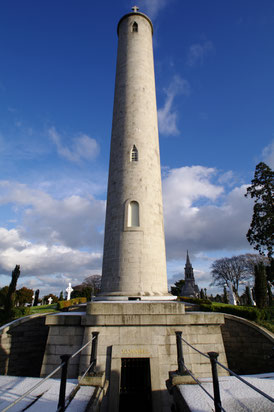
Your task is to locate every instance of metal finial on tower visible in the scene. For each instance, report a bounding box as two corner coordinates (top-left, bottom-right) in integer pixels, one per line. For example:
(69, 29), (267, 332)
(132, 5), (139, 13)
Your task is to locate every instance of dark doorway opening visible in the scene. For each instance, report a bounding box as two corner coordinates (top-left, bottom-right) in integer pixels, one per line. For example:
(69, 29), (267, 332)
(119, 358), (152, 412)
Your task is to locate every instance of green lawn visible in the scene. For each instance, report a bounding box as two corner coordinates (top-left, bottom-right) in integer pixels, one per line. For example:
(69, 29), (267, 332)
(29, 304), (59, 314)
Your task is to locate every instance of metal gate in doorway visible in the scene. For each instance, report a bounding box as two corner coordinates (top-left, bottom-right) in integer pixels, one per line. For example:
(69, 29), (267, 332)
(119, 358), (152, 412)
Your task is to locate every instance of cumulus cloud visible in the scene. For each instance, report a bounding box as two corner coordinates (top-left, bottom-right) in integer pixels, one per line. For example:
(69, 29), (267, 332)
(162, 166), (253, 259)
(0, 240), (101, 277)
(158, 76), (190, 136)
(0, 228), (30, 250)
(49, 127), (99, 162)
(187, 40), (214, 67)
(0, 231), (102, 295)
(0, 181), (105, 249)
(0, 180), (105, 295)
(262, 140), (274, 168)
(0, 164), (254, 296)
(138, 0), (173, 19)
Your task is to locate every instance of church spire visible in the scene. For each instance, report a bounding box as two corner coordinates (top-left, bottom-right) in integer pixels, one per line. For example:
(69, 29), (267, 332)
(185, 250), (194, 279)
(181, 251), (199, 297)
(186, 250), (191, 266)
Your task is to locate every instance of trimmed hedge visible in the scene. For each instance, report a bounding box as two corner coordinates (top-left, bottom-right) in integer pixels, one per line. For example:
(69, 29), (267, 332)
(177, 296), (273, 323)
(199, 302), (274, 322)
(177, 296), (212, 305)
(0, 306), (31, 326)
(57, 297), (87, 310)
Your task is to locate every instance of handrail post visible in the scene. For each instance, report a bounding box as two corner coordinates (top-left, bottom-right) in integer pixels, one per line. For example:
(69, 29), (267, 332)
(175, 331), (185, 375)
(90, 332), (99, 374)
(208, 352), (222, 412)
(57, 354), (70, 412)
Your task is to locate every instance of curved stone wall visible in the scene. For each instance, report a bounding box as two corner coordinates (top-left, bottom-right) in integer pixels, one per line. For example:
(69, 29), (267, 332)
(221, 314), (274, 375)
(0, 314), (49, 377)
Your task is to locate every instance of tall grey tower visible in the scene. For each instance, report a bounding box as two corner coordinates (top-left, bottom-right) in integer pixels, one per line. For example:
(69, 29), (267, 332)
(99, 7), (171, 300)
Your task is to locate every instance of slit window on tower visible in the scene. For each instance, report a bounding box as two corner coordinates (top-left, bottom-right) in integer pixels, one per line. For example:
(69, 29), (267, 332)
(131, 145), (138, 161)
(128, 201), (140, 227)
(132, 22), (138, 32)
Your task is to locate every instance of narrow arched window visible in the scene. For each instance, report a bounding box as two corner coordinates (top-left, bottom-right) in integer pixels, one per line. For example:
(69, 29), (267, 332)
(132, 22), (138, 32)
(128, 201), (139, 227)
(131, 145), (138, 161)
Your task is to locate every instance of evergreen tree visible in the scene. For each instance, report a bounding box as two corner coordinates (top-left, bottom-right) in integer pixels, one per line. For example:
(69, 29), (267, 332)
(245, 162), (274, 259)
(59, 291), (64, 301)
(223, 286), (228, 304)
(254, 263), (268, 308)
(0, 286), (9, 307)
(71, 286), (93, 300)
(170, 279), (185, 296)
(34, 289), (40, 306)
(267, 282), (272, 306)
(245, 286), (252, 306)
(4, 265), (20, 315)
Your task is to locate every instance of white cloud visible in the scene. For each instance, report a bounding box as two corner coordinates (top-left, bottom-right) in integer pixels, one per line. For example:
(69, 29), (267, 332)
(0, 181), (105, 249)
(187, 41), (214, 67)
(0, 228), (30, 250)
(158, 76), (190, 136)
(49, 127), (99, 162)
(0, 165), (254, 296)
(0, 242), (101, 276)
(0, 235), (102, 296)
(138, 0), (173, 19)
(163, 166), (253, 259)
(0, 180), (104, 295)
(262, 140), (274, 168)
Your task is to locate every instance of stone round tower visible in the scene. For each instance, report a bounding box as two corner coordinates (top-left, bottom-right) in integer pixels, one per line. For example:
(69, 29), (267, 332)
(99, 7), (171, 300)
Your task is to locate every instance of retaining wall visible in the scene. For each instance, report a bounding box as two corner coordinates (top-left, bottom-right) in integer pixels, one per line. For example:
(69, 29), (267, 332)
(0, 314), (49, 377)
(221, 314), (274, 375)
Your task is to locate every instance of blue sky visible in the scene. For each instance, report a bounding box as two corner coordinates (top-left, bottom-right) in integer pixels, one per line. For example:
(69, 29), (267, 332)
(0, 0), (273, 297)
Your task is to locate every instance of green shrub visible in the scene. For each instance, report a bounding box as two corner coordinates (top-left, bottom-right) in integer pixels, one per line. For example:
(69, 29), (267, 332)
(57, 297), (87, 310)
(177, 296), (212, 305)
(10, 306), (31, 318)
(0, 306), (31, 326)
(199, 302), (274, 322)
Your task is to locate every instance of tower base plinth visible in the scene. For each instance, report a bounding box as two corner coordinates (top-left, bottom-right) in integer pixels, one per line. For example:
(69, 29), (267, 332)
(93, 294), (176, 301)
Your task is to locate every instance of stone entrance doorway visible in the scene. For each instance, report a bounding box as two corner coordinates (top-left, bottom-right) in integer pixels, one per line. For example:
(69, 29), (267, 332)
(119, 358), (152, 412)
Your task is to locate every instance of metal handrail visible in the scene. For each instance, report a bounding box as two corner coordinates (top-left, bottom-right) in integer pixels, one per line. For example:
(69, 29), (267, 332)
(175, 331), (274, 412)
(57, 331), (99, 412)
(180, 334), (210, 359)
(1, 361), (67, 412)
(56, 356), (98, 412)
(180, 334), (274, 402)
(1, 334), (97, 412)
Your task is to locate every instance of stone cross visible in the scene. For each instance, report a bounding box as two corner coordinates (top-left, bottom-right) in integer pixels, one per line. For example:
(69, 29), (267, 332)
(132, 6), (139, 12)
(31, 295), (35, 306)
(48, 297), (53, 305)
(66, 282), (73, 301)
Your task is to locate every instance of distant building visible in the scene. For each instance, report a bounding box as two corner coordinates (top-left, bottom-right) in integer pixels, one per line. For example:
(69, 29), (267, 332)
(181, 251), (199, 297)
